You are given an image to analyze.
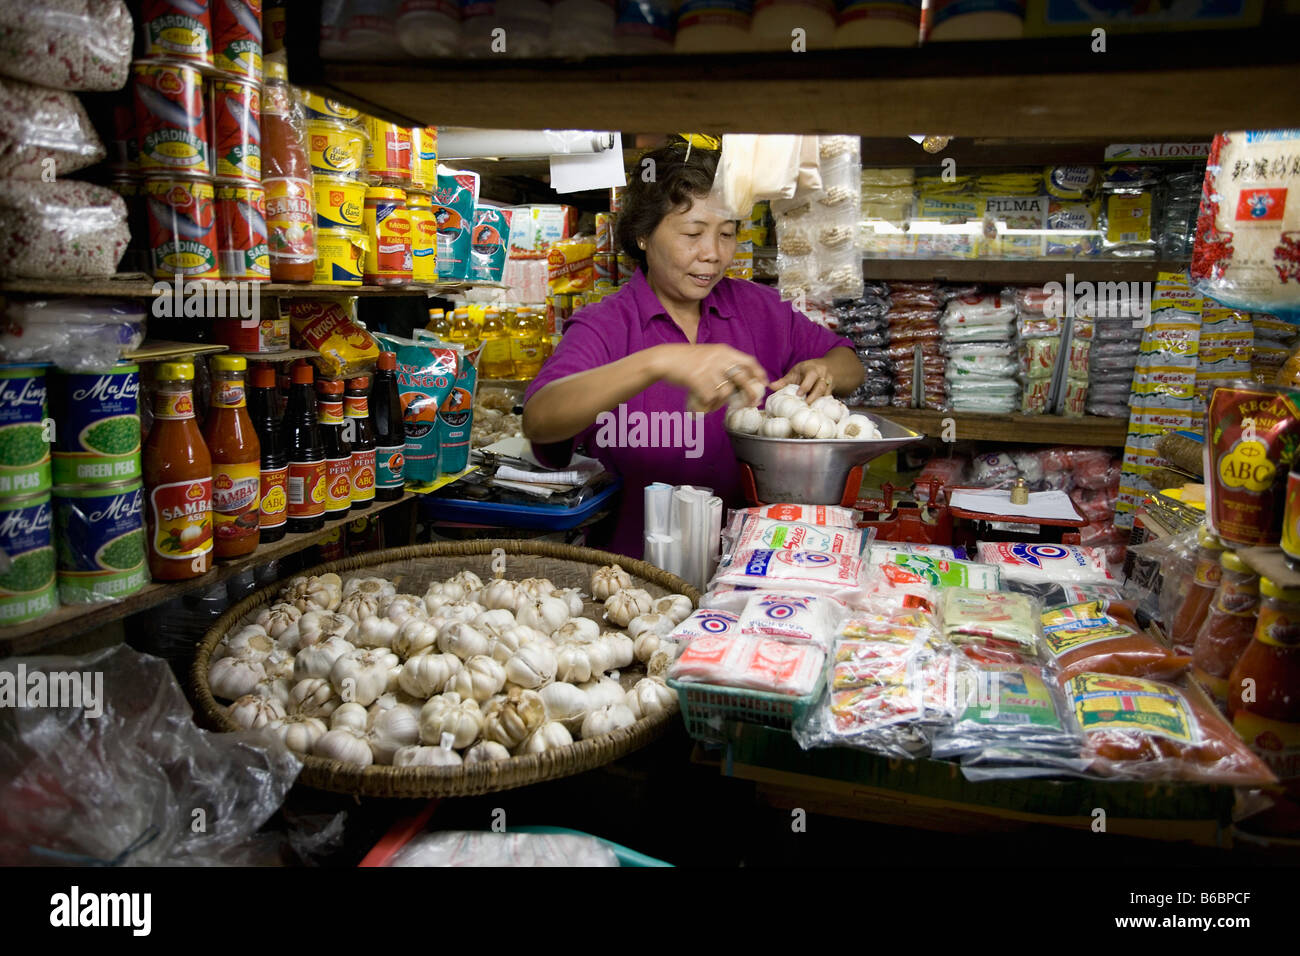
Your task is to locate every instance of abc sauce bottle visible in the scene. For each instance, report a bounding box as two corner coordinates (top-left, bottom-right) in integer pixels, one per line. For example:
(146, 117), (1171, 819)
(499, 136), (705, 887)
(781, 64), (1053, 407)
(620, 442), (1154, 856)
(204, 356), (261, 558)
(317, 377), (353, 519)
(372, 350), (406, 500)
(143, 362), (213, 580)
(282, 362), (327, 532)
(345, 374), (376, 511)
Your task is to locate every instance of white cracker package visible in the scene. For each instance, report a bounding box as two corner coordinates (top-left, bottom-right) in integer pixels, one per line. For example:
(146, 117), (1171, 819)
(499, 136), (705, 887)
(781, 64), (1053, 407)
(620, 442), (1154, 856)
(737, 592), (845, 650)
(733, 504), (857, 528)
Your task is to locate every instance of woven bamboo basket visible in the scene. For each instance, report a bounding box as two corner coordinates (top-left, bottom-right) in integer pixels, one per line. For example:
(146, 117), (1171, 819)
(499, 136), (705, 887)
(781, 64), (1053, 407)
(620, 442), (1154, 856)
(192, 540), (699, 798)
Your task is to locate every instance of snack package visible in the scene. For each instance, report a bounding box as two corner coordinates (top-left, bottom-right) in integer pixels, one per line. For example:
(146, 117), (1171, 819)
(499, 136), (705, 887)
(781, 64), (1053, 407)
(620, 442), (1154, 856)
(869, 551), (1001, 591)
(1063, 673), (1277, 785)
(668, 607), (740, 641)
(286, 298), (380, 378)
(737, 592), (844, 650)
(1002, 580), (1128, 610)
(711, 549), (866, 600)
(976, 542), (1115, 585)
(547, 235), (596, 295)
(1043, 601), (1189, 683)
(725, 514), (869, 556)
(852, 566), (939, 616)
(731, 504), (858, 528)
(938, 588), (1043, 658)
(468, 205), (512, 283)
(867, 542), (966, 561)
(931, 662), (1080, 760)
(667, 634), (824, 697)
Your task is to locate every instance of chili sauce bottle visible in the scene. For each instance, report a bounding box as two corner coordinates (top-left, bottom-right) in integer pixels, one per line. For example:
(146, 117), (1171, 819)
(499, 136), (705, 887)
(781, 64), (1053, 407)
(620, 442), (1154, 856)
(204, 356), (261, 559)
(142, 362), (213, 580)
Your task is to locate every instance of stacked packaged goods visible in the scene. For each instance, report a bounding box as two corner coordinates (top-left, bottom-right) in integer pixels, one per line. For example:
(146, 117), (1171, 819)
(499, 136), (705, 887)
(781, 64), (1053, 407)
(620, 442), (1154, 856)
(838, 284), (892, 408)
(940, 289), (1019, 414)
(886, 282), (945, 411)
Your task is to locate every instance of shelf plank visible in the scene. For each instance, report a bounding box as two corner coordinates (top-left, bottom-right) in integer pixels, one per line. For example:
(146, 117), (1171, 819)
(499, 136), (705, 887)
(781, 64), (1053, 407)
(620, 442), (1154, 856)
(875, 408), (1128, 447)
(125, 340), (228, 362)
(0, 276), (478, 299)
(0, 492), (419, 657)
(297, 30), (1300, 137)
(754, 251), (1181, 284)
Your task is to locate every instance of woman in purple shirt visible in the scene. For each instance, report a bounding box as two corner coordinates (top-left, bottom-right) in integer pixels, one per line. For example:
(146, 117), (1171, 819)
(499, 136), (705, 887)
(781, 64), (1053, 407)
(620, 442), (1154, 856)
(523, 143), (864, 557)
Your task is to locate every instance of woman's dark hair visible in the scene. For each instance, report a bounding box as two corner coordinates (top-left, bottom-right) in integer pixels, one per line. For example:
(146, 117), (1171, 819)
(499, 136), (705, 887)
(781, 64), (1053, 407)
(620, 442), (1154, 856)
(616, 141), (720, 273)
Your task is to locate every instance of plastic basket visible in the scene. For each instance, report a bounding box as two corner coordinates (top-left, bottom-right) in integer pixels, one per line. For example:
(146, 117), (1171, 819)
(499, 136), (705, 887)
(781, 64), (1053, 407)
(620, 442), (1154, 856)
(668, 672), (825, 743)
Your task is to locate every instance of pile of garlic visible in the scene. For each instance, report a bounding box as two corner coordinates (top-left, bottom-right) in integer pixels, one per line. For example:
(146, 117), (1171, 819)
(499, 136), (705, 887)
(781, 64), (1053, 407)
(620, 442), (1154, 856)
(210, 567), (692, 769)
(725, 384), (881, 440)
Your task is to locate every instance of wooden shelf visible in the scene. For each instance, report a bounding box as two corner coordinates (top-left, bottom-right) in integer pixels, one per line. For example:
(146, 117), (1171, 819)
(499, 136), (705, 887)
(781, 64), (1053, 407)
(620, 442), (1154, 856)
(875, 408), (1128, 447)
(291, 26), (1300, 137)
(0, 492), (419, 657)
(0, 276), (484, 299)
(125, 340), (228, 363)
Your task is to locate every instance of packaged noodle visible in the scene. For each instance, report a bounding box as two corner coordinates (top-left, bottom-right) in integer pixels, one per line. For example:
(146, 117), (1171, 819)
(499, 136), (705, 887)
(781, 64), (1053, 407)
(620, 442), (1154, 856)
(1044, 601), (1189, 683)
(1002, 580), (1128, 609)
(976, 542), (1115, 585)
(711, 549), (866, 601)
(286, 298), (379, 378)
(737, 592), (845, 650)
(732, 503), (857, 527)
(725, 513), (869, 556)
(939, 588), (1043, 658)
(1063, 672), (1276, 785)
(868, 551), (1001, 591)
(547, 235), (596, 294)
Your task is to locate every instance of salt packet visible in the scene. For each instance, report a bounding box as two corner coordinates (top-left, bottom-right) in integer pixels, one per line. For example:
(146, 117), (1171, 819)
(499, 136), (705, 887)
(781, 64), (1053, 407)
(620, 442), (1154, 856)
(737, 592), (845, 650)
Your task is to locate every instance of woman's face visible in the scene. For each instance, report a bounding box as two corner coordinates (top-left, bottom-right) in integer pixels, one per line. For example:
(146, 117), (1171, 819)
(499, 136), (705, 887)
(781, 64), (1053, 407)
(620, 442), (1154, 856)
(643, 197), (738, 306)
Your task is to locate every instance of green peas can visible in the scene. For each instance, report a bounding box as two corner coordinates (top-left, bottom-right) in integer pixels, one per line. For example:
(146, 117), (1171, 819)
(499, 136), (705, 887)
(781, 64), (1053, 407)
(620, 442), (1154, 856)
(0, 492), (56, 624)
(54, 481), (148, 605)
(50, 366), (142, 486)
(0, 367), (51, 497)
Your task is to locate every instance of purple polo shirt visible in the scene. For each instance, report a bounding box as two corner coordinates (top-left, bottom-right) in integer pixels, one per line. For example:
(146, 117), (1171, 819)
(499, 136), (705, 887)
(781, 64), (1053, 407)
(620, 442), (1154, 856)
(525, 270), (853, 558)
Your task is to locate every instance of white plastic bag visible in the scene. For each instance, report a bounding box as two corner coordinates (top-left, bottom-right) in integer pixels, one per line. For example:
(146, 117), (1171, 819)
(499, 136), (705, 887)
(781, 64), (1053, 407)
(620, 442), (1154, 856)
(0, 0), (134, 91)
(0, 297), (145, 371)
(0, 180), (128, 279)
(0, 78), (105, 179)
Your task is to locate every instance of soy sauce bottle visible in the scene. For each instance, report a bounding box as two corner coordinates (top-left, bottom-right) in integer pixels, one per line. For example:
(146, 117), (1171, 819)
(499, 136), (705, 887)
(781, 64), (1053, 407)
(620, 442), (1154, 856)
(372, 350), (406, 500)
(345, 375), (376, 512)
(282, 362), (326, 533)
(250, 363), (288, 543)
(317, 378), (352, 520)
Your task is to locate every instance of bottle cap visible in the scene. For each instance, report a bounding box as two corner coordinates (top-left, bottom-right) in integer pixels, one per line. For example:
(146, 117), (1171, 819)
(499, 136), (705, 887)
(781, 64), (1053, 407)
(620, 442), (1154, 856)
(211, 355), (247, 373)
(1261, 577), (1300, 601)
(317, 378), (344, 395)
(251, 364), (276, 388)
(1197, 526), (1223, 550)
(292, 363), (315, 385)
(377, 351), (397, 371)
(1220, 550), (1254, 576)
(157, 362), (194, 381)
(348, 375), (371, 390)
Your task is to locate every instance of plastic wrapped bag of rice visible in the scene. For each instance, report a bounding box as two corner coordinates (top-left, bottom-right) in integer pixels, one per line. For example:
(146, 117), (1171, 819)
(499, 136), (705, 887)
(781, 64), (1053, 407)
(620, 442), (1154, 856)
(0, 180), (129, 279)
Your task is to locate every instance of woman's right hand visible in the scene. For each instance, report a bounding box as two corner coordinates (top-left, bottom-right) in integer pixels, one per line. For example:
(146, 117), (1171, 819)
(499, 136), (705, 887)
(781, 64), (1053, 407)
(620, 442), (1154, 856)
(652, 344), (769, 414)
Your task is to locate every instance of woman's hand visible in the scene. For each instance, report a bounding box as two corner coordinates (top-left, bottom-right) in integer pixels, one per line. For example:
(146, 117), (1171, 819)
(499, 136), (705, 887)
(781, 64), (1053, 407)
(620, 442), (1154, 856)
(653, 344), (769, 414)
(772, 358), (837, 403)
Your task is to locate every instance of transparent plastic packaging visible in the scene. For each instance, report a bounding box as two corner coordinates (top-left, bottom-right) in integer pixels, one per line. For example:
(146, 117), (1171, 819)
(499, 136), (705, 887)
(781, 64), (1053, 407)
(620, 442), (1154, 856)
(386, 830), (619, 867)
(724, 513), (869, 556)
(1043, 600), (1188, 683)
(666, 634), (824, 696)
(668, 606), (741, 640)
(939, 588), (1044, 658)
(737, 591), (845, 650)
(0, 645), (301, 865)
(0, 180), (128, 279)
(1002, 580), (1128, 610)
(931, 661), (1080, 761)
(0, 78), (105, 179)
(0, 297), (145, 371)
(869, 551), (1001, 591)
(710, 548), (866, 601)
(976, 542), (1116, 585)
(732, 504), (857, 528)
(0, 0), (133, 91)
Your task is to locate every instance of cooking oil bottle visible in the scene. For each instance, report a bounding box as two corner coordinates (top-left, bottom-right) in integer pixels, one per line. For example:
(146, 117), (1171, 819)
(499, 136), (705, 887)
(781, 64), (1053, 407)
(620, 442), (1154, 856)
(478, 306), (513, 379)
(425, 307), (449, 339)
(447, 305), (479, 349)
(509, 306), (546, 379)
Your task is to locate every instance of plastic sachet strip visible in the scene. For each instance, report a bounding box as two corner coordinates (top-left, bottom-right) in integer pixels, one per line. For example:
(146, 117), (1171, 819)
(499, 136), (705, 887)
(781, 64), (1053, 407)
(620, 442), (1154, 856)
(938, 587), (1044, 657)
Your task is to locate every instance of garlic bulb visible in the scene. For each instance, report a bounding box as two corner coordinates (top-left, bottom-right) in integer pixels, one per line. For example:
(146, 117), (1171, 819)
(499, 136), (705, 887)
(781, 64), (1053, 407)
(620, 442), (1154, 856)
(397, 651), (462, 699)
(725, 405), (763, 434)
(602, 632), (635, 670)
(328, 648), (399, 707)
(392, 618), (440, 659)
(627, 612), (674, 640)
(290, 572), (343, 613)
(760, 416), (794, 438)
(810, 396), (848, 423)
(419, 693), (482, 749)
(790, 406), (830, 439)
(652, 593), (693, 625)
(472, 608), (517, 639)
(633, 632), (666, 663)
(209, 654), (267, 700)
(518, 721), (573, 755)
(487, 625), (533, 665)
(343, 576), (397, 600)
(814, 417), (838, 439)
(517, 577), (555, 599)
(261, 648), (295, 681)
(296, 610), (355, 649)
(266, 715), (328, 754)
(555, 645), (594, 684)
(423, 591), (454, 616)
(381, 594), (428, 626)
(604, 588), (652, 628)
(517, 596), (570, 634)
(256, 602), (301, 640)
(483, 688), (546, 750)
(539, 681), (589, 734)
(580, 703), (637, 739)
(293, 635), (355, 682)
(504, 643), (557, 689)
(337, 590), (384, 623)
(580, 677), (626, 711)
(393, 744), (462, 768)
(445, 655), (506, 702)
(289, 677), (342, 718)
(313, 728), (374, 767)
(330, 701), (370, 733)
(647, 647), (677, 679)
(581, 640), (614, 676)
(626, 678), (676, 719)
(553, 587), (585, 617)
(552, 618), (600, 645)
(837, 414), (880, 440)
(464, 741), (511, 764)
(767, 394), (806, 419)
(251, 675), (293, 707)
(217, 624), (273, 662)
(438, 621), (490, 661)
(590, 565), (632, 602)
(367, 700), (422, 764)
(449, 570), (484, 594)
(480, 578), (524, 612)
(228, 694), (286, 730)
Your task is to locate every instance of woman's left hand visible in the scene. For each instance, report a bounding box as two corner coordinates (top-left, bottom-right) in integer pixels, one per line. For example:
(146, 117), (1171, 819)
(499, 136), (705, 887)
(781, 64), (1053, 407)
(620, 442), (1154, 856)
(772, 359), (837, 403)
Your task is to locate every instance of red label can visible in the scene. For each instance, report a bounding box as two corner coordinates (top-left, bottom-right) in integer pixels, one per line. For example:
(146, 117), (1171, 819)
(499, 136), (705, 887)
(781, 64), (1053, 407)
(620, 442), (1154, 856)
(363, 117), (412, 185)
(141, 0), (215, 68)
(145, 176), (220, 279)
(212, 0), (262, 80)
(209, 78), (261, 181)
(133, 61), (210, 175)
(215, 180), (270, 280)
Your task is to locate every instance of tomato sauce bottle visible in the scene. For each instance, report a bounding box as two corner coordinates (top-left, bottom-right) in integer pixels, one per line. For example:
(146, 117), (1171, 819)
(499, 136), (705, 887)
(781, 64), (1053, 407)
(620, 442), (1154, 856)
(1191, 550), (1260, 707)
(249, 363), (288, 544)
(1170, 528), (1225, 655)
(372, 350), (406, 500)
(317, 377), (352, 520)
(345, 375), (376, 511)
(143, 362), (213, 580)
(204, 356), (261, 559)
(282, 362), (326, 533)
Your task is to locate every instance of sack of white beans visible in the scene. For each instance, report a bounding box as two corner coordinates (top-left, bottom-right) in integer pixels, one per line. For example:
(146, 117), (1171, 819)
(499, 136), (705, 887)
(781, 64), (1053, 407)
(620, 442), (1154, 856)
(0, 180), (128, 279)
(0, 78), (105, 179)
(0, 0), (133, 91)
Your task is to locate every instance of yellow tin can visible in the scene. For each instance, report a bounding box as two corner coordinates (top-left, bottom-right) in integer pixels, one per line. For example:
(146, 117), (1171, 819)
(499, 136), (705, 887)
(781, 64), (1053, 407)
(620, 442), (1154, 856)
(312, 175), (366, 231)
(302, 91), (362, 124)
(407, 191), (438, 284)
(410, 126), (438, 191)
(313, 227), (367, 286)
(363, 186), (411, 285)
(363, 116), (412, 186)
(306, 119), (367, 179)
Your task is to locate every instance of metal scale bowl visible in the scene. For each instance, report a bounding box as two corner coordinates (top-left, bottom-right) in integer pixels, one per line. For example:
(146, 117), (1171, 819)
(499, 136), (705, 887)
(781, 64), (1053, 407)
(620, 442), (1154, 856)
(727, 412), (924, 506)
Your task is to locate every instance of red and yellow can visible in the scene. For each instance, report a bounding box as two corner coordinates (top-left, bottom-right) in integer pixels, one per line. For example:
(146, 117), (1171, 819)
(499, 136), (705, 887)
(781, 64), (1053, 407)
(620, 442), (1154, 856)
(363, 116), (412, 186)
(144, 175), (220, 279)
(141, 0), (215, 69)
(208, 77), (261, 181)
(212, 0), (262, 80)
(363, 186), (411, 285)
(215, 180), (269, 280)
(406, 192), (438, 284)
(133, 61), (210, 175)
(410, 126), (438, 191)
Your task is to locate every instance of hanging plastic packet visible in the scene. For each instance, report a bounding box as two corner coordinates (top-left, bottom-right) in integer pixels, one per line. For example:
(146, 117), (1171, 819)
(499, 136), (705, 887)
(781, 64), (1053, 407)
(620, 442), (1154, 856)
(711, 549), (866, 600)
(468, 205), (512, 283)
(668, 607), (740, 642)
(869, 551), (1001, 591)
(976, 542), (1115, 585)
(436, 344), (476, 477)
(737, 592), (845, 650)
(1043, 601), (1188, 683)
(732, 503), (858, 527)
(431, 165), (479, 281)
(725, 514), (869, 556)
(931, 662), (1079, 761)
(382, 335), (459, 485)
(938, 588), (1043, 658)
(286, 298), (380, 379)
